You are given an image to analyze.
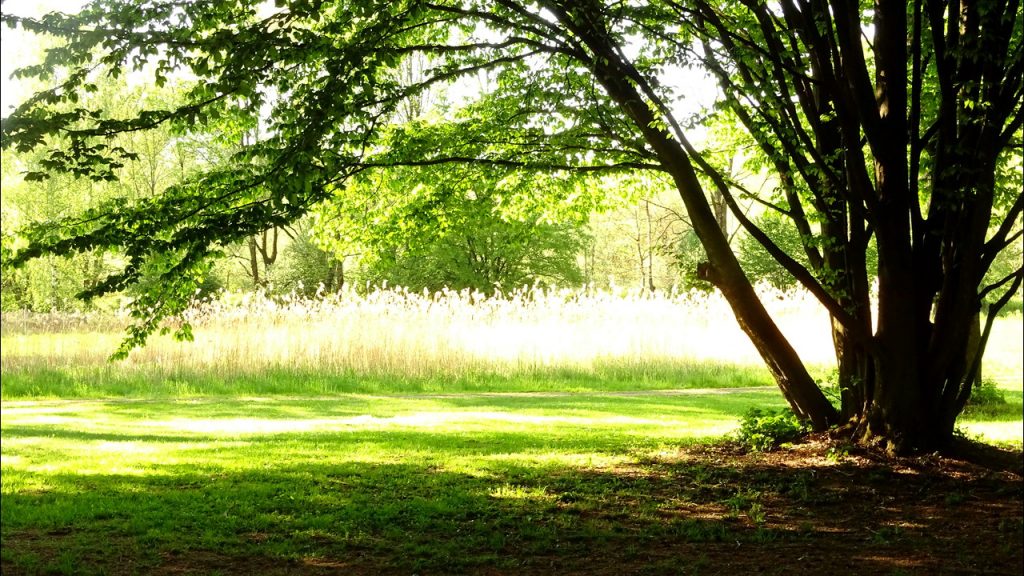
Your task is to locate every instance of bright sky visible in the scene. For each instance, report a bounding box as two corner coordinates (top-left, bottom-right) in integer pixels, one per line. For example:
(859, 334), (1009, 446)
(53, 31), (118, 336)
(0, 0), (86, 113)
(0, 1), (716, 137)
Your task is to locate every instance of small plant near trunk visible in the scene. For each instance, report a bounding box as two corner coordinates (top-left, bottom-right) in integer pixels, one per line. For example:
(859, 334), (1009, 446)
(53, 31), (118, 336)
(966, 380), (1007, 408)
(737, 408), (809, 452)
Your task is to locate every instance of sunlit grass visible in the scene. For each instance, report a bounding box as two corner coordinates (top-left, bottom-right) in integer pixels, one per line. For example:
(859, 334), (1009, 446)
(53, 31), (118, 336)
(958, 390), (1024, 447)
(4, 287), (1020, 399)
(985, 311), (1024, 389)
(1, 286), (1020, 574)
(0, 391), (784, 574)
(2, 386), (1019, 574)
(1, 287), (832, 389)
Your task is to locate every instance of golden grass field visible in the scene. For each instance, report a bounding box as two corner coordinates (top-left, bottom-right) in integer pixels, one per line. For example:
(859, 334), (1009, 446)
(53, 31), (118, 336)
(2, 286), (1021, 391)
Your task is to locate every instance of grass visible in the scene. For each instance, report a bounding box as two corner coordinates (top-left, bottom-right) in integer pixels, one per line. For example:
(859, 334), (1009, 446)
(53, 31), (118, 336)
(0, 362), (777, 399)
(1, 391), (786, 575)
(3, 286), (1020, 398)
(2, 389), (1020, 574)
(959, 390), (1024, 447)
(1, 288), (1021, 573)
(0, 287), (843, 392)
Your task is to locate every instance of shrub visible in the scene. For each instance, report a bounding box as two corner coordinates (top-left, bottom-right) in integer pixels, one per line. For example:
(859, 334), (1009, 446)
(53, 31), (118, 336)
(737, 408), (809, 452)
(966, 380), (1007, 408)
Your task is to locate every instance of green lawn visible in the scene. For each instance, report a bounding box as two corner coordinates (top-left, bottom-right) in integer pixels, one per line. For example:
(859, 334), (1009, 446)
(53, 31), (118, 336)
(1, 386), (1020, 575)
(0, 391), (779, 575)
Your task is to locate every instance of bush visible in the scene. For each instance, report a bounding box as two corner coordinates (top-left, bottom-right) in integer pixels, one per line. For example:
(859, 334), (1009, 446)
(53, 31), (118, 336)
(737, 408), (809, 452)
(966, 380), (1007, 408)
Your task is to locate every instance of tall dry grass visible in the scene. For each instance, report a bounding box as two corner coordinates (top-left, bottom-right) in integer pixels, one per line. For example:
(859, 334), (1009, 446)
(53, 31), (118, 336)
(1, 285), (1020, 394)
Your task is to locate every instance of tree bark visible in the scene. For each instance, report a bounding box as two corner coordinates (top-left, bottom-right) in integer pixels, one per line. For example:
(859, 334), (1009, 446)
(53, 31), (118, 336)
(248, 237), (261, 288)
(560, 7), (837, 428)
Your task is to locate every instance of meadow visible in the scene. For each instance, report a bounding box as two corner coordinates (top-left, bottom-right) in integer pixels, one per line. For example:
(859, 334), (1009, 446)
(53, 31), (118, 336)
(3, 286), (1021, 397)
(1, 287), (1022, 575)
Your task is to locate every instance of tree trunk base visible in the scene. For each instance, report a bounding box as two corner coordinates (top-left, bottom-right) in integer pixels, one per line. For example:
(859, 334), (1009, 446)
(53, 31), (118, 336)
(824, 422), (1022, 474)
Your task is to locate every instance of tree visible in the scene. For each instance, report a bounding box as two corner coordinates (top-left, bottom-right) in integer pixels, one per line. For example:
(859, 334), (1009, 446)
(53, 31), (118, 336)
(2, 0), (1020, 452)
(576, 173), (690, 292)
(315, 163), (591, 294)
(1, 71), (203, 310)
(675, 0), (1023, 450)
(275, 220), (345, 296)
(736, 210), (881, 292)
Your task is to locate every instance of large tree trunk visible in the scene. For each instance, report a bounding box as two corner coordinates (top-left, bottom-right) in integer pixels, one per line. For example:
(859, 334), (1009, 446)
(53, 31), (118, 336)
(563, 11), (838, 429)
(554, 0), (1017, 452)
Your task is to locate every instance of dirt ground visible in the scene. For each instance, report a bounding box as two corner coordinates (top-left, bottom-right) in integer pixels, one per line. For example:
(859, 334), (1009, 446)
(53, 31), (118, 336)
(625, 437), (1024, 576)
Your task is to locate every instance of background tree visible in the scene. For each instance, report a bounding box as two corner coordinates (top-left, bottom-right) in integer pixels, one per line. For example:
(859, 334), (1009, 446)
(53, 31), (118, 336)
(316, 163), (592, 294)
(581, 173), (692, 293)
(274, 220), (345, 296)
(735, 211), (810, 292)
(1, 73), (204, 310)
(2, 0), (1020, 452)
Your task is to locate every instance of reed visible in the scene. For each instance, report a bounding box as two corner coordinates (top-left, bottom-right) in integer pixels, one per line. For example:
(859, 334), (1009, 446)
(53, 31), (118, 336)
(2, 285), (1020, 397)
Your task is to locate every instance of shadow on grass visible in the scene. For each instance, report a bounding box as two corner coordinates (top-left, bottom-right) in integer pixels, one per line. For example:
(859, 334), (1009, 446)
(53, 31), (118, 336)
(2, 426), (1022, 575)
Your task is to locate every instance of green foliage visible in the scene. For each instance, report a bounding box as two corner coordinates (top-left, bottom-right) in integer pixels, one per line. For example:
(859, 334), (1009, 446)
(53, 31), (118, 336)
(736, 408), (809, 452)
(581, 175), (690, 292)
(273, 224), (344, 296)
(737, 211), (809, 290)
(995, 299), (1023, 317)
(317, 164), (591, 294)
(966, 380), (1008, 409)
(1, 74), (207, 312)
(3, 1), (654, 343)
(737, 210), (879, 291)
(672, 229), (714, 292)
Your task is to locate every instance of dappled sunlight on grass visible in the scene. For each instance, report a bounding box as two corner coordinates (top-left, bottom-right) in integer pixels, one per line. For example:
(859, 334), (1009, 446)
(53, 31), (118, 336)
(488, 483), (557, 502)
(128, 410), (721, 435)
(1, 292), (1020, 574)
(0, 394), (772, 501)
(958, 421), (1024, 447)
(2, 390), (1020, 575)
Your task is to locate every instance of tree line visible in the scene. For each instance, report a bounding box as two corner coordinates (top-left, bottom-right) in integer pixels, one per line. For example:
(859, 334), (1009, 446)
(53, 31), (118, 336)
(2, 61), (807, 307)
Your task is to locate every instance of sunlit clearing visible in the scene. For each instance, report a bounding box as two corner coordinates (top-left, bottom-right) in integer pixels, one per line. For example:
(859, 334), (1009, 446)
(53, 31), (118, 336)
(959, 421), (1024, 446)
(4, 287), (1020, 395)
(130, 411), (716, 435)
(1, 287), (838, 376)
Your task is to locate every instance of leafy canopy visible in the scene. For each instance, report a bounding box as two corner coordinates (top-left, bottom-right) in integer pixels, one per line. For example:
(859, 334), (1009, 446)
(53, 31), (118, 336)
(1, 0), (667, 354)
